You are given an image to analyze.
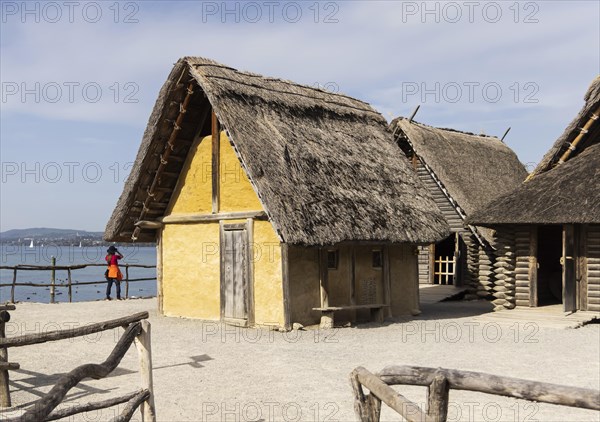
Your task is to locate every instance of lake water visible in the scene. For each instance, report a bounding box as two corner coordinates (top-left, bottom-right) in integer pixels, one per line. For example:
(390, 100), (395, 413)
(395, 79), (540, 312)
(0, 244), (157, 303)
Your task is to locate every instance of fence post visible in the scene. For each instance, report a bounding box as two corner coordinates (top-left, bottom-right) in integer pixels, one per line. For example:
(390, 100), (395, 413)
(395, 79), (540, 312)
(67, 268), (72, 303)
(0, 310), (11, 407)
(10, 269), (16, 303)
(350, 370), (381, 422)
(125, 265), (130, 299)
(134, 320), (156, 422)
(50, 256), (56, 304)
(427, 371), (449, 421)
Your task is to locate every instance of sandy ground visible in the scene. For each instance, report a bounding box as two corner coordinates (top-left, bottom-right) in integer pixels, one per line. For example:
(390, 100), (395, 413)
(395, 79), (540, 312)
(1, 298), (599, 422)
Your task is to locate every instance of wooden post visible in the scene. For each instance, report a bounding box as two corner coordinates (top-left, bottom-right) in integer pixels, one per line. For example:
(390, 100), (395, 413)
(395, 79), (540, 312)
(125, 265), (130, 299)
(383, 246), (392, 318)
(281, 243), (291, 331)
(427, 371), (449, 421)
(211, 111), (220, 214)
(50, 256), (56, 304)
(156, 230), (164, 314)
(0, 311), (11, 407)
(10, 269), (16, 303)
(350, 371), (381, 422)
(67, 269), (72, 303)
(134, 320), (156, 422)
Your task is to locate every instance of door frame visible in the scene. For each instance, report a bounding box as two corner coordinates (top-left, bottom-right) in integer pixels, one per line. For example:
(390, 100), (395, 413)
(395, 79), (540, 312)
(562, 224), (577, 312)
(219, 220), (255, 326)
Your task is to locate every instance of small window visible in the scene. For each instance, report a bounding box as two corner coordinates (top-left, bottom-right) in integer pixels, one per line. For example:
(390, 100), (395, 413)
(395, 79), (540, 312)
(372, 250), (383, 269)
(327, 250), (339, 270)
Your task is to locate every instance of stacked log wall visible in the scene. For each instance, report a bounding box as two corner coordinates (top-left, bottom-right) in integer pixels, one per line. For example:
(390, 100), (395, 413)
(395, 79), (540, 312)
(587, 225), (600, 312)
(491, 226), (516, 310)
(463, 234), (480, 300)
(514, 227), (532, 307)
(477, 245), (495, 300)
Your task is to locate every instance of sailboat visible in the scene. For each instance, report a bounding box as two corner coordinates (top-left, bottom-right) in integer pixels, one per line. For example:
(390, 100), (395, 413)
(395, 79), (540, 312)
(29, 239), (34, 248)
(79, 241), (82, 248)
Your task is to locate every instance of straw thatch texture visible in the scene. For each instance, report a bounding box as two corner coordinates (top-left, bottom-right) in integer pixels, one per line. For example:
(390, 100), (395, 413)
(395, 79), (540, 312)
(105, 57), (449, 245)
(392, 119), (528, 216)
(530, 76), (600, 178)
(469, 143), (600, 225)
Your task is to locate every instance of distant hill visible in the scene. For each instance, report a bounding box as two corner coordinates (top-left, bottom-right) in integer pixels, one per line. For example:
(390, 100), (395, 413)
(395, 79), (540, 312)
(0, 228), (104, 240)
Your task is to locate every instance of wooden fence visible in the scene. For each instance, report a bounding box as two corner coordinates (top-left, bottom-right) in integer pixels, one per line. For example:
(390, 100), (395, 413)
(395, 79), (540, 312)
(350, 365), (600, 422)
(0, 307), (155, 421)
(0, 263), (156, 303)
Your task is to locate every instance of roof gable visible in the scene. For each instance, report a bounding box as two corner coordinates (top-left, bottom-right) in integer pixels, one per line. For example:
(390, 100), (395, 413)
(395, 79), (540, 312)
(105, 57), (450, 245)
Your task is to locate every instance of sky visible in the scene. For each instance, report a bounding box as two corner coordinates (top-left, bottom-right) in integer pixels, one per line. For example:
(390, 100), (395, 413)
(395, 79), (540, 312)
(0, 0), (599, 232)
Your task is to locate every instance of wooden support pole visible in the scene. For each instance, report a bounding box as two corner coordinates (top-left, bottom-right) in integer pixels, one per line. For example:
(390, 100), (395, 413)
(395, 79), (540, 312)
(67, 269), (72, 303)
(50, 256), (56, 304)
(0, 315), (11, 408)
(211, 111), (221, 214)
(125, 265), (130, 299)
(134, 320), (156, 422)
(10, 269), (16, 303)
(383, 246), (392, 318)
(426, 371), (449, 421)
(156, 230), (164, 314)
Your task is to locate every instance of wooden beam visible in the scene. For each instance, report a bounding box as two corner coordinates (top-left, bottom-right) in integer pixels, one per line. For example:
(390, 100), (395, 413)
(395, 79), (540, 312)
(246, 219), (255, 326)
(319, 248), (329, 308)
(383, 246), (392, 318)
(212, 111), (220, 214)
(156, 229), (164, 315)
(135, 221), (164, 230)
(0, 319), (11, 407)
(161, 211), (267, 224)
(134, 320), (156, 422)
(529, 227), (538, 307)
(352, 367), (433, 422)
(281, 243), (291, 331)
(378, 365), (600, 411)
(0, 312), (148, 349)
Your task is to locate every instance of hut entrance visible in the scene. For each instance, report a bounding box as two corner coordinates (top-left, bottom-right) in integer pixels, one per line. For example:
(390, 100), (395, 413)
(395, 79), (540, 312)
(536, 226), (563, 306)
(433, 235), (456, 285)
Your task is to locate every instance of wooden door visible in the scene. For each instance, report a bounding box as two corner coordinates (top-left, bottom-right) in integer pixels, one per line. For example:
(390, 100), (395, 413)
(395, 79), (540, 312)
(563, 225), (577, 312)
(221, 224), (249, 324)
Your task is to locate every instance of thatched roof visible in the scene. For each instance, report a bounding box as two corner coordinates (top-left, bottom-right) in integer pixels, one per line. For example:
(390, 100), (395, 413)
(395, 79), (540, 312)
(529, 76), (600, 178)
(392, 119), (528, 217)
(105, 57), (449, 245)
(469, 76), (600, 226)
(468, 143), (600, 225)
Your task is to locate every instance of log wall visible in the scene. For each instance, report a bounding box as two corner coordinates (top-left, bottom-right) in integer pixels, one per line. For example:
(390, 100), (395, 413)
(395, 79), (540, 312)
(514, 227), (533, 307)
(491, 227), (516, 310)
(587, 225), (600, 312)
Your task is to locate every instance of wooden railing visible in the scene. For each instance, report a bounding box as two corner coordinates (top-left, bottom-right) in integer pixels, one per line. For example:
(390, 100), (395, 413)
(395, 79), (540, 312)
(0, 263), (156, 303)
(350, 365), (600, 422)
(0, 308), (155, 421)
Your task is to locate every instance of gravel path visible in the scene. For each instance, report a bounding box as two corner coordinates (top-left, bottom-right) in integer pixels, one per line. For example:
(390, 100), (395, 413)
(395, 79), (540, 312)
(1, 298), (599, 421)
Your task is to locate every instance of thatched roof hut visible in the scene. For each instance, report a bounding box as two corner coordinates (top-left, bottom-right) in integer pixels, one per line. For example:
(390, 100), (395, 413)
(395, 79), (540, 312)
(391, 118), (527, 292)
(393, 119), (528, 218)
(468, 143), (600, 225)
(469, 76), (600, 226)
(467, 76), (600, 313)
(105, 57), (449, 245)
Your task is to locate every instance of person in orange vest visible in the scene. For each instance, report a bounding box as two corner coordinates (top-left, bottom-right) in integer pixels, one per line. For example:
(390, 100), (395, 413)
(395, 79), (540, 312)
(105, 245), (123, 300)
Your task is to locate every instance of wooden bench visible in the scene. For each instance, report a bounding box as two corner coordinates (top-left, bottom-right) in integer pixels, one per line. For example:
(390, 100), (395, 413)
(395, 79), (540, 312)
(312, 304), (389, 328)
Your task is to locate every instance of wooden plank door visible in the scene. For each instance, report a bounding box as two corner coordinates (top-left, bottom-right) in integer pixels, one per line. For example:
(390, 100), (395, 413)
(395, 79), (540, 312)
(221, 224), (249, 324)
(563, 225), (577, 312)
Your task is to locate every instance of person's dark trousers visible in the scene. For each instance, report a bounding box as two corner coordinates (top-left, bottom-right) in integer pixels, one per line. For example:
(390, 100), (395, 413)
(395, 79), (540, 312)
(106, 278), (121, 299)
